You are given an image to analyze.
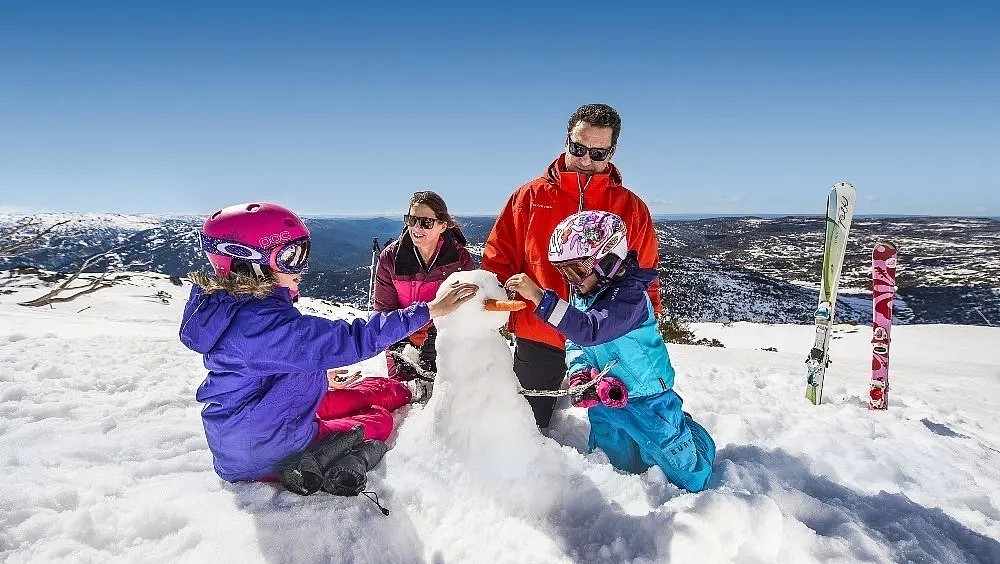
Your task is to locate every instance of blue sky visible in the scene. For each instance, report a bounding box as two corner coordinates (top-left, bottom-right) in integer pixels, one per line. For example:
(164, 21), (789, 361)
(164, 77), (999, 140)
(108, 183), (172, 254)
(2, 2), (998, 217)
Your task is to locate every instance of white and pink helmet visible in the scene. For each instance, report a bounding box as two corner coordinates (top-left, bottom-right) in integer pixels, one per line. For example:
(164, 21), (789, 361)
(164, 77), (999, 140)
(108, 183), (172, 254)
(548, 211), (629, 284)
(200, 202), (311, 277)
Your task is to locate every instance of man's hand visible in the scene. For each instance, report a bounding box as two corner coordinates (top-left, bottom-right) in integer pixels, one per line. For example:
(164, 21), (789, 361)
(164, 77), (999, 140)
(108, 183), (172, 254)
(327, 369), (362, 389)
(504, 273), (543, 305)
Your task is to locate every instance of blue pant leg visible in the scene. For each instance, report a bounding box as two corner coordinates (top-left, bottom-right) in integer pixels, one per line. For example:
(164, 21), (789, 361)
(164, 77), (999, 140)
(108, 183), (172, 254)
(630, 391), (716, 492)
(587, 406), (650, 474)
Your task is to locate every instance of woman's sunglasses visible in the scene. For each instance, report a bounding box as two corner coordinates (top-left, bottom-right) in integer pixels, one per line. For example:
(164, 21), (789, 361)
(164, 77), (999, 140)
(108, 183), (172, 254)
(404, 214), (442, 229)
(566, 138), (614, 162)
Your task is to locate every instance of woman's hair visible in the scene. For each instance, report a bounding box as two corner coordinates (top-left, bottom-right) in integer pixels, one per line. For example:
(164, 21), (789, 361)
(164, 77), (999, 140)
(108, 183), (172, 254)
(409, 190), (460, 228)
(187, 268), (275, 298)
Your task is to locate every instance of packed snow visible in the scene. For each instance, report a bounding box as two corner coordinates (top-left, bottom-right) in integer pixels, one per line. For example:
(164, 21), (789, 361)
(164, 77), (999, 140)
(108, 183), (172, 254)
(1, 271), (998, 563)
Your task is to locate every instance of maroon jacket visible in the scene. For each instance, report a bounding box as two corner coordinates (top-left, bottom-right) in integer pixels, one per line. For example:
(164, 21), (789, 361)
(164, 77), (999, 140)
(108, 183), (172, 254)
(374, 226), (475, 349)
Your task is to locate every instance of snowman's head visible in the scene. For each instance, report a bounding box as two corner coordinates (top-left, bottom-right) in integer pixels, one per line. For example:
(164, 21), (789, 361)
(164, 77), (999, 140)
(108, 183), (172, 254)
(434, 269), (512, 332)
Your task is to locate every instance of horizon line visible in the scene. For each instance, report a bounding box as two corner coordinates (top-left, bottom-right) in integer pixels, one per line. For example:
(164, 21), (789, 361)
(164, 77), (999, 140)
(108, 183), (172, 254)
(2, 210), (998, 221)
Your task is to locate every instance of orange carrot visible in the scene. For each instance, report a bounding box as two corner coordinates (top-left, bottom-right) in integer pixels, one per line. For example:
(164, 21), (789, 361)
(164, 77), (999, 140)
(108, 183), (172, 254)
(483, 299), (527, 312)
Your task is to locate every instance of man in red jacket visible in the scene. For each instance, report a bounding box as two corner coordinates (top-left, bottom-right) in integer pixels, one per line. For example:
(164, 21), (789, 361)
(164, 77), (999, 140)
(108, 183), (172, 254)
(482, 103), (662, 430)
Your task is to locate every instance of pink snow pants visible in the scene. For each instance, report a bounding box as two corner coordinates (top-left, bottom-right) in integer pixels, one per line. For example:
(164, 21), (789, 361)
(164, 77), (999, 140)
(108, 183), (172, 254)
(313, 377), (412, 442)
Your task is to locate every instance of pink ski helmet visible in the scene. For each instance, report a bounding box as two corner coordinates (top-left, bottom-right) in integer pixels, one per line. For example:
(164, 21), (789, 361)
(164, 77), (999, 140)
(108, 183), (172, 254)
(200, 202), (311, 277)
(548, 211), (628, 284)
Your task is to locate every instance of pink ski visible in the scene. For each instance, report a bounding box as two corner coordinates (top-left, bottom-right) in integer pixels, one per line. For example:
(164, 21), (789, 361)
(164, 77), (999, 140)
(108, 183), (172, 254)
(870, 243), (897, 410)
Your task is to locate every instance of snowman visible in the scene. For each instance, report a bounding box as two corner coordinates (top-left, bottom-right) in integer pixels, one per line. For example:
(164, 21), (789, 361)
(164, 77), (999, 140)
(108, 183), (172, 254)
(384, 269), (567, 513)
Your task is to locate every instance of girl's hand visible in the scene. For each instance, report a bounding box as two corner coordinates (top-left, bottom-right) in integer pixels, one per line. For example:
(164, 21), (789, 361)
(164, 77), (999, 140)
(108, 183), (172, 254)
(327, 369), (362, 389)
(428, 281), (480, 318)
(504, 274), (543, 305)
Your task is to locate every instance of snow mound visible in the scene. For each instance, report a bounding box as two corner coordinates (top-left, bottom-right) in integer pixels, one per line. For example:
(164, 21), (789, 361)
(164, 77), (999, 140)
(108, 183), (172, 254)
(1, 271), (998, 563)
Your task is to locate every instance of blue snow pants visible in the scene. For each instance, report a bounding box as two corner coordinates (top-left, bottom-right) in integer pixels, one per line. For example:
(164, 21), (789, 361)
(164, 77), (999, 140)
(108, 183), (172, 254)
(587, 389), (715, 492)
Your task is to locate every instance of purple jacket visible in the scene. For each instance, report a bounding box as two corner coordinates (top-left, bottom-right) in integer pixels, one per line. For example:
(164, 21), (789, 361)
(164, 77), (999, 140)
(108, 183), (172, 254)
(179, 285), (429, 482)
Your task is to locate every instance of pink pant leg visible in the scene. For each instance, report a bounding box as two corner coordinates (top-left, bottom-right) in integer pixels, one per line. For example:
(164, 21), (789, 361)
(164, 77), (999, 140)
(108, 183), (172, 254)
(315, 377), (412, 420)
(315, 406), (395, 442)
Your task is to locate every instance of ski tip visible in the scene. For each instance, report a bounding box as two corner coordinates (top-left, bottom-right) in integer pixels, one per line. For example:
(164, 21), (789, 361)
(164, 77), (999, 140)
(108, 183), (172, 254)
(830, 182), (856, 197)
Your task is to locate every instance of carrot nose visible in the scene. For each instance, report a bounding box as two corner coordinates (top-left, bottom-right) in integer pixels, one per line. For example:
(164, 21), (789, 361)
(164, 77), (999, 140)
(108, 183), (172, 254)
(483, 299), (527, 312)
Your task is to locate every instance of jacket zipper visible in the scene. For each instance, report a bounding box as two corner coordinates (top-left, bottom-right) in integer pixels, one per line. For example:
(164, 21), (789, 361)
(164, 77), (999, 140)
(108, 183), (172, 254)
(577, 174), (591, 213)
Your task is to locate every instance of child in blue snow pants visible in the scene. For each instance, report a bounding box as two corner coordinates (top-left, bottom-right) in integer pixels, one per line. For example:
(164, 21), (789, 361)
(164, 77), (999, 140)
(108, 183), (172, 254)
(504, 210), (716, 492)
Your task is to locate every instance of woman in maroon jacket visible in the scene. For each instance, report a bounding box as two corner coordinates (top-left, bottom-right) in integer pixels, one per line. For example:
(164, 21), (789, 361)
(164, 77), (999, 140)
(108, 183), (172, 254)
(374, 191), (475, 398)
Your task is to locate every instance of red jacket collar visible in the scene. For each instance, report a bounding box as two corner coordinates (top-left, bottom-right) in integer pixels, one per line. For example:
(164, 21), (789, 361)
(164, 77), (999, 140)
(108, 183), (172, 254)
(545, 154), (623, 195)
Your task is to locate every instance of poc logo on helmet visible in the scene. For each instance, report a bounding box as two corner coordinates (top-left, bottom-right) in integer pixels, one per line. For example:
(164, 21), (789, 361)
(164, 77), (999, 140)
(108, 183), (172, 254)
(259, 231), (291, 249)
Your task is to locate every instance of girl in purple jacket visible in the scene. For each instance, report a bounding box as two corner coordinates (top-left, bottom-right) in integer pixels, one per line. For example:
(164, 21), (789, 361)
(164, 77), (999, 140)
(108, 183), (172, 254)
(180, 202), (477, 482)
(374, 191), (475, 396)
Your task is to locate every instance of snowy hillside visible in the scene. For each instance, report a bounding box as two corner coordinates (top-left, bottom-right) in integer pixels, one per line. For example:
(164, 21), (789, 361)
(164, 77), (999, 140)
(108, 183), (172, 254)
(1, 272), (998, 563)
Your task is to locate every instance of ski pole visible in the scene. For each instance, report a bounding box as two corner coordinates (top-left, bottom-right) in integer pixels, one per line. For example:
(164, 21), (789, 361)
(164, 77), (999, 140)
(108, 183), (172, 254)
(974, 307), (994, 327)
(367, 236), (380, 318)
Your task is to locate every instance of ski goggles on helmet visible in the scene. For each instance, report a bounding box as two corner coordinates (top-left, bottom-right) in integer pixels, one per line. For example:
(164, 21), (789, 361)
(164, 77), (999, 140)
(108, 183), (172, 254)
(566, 138), (614, 162)
(553, 253), (625, 285)
(201, 233), (311, 274)
(552, 257), (596, 285)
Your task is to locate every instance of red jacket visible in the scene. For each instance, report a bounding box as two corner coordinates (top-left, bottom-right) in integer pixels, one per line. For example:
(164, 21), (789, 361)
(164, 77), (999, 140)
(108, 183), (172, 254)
(482, 155), (661, 350)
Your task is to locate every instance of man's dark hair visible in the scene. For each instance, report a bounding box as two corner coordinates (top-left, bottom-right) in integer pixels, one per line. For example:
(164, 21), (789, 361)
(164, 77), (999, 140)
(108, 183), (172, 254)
(567, 104), (622, 147)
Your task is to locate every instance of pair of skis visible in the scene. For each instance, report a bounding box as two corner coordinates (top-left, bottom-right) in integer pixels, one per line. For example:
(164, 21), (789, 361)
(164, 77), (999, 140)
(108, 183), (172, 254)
(804, 183), (897, 409)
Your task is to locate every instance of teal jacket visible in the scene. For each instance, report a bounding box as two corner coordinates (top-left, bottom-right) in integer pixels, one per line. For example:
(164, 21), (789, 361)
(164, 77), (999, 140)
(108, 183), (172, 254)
(535, 265), (674, 398)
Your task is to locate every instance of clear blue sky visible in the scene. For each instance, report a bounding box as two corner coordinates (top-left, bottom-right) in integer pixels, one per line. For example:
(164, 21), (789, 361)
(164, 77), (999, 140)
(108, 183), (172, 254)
(2, 1), (998, 217)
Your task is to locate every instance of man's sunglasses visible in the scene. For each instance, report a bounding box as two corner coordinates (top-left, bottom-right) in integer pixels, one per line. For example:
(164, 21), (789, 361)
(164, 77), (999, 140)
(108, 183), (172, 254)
(404, 214), (442, 229)
(566, 138), (614, 162)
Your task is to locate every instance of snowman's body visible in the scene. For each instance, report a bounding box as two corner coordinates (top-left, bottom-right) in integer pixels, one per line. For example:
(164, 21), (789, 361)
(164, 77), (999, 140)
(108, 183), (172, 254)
(386, 270), (563, 512)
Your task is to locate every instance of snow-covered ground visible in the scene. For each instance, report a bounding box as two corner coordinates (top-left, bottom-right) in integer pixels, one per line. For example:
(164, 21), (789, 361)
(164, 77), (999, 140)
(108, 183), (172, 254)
(1, 272), (998, 563)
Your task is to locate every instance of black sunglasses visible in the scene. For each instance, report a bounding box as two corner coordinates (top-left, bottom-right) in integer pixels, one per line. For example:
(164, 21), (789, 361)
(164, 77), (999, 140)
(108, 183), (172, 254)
(566, 137), (614, 161)
(404, 214), (441, 229)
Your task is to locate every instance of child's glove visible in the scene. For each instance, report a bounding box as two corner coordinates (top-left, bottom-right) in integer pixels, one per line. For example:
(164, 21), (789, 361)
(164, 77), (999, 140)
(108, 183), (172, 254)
(568, 369), (600, 408)
(596, 376), (629, 409)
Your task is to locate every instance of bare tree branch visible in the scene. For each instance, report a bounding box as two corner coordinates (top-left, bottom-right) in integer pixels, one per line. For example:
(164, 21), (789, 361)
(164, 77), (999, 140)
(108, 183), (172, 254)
(0, 218), (71, 258)
(18, 248), (123, 307)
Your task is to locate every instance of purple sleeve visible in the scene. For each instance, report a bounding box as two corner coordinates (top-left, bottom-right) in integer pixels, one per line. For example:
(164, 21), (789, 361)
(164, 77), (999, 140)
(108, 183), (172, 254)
(535, 285), (647, 347)
(243, 303), (431, 372)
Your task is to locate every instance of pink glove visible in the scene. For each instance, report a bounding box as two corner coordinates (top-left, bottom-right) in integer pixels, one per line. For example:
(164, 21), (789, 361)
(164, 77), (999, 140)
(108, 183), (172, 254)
(568, 369), (600, 408)
(596, 376), (628, 408)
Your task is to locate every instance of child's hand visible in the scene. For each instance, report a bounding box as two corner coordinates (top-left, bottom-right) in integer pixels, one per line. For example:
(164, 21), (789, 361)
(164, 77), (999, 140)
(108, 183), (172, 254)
(567, 368), (600, 408)
(504, 274), (543, 305)
(427, 281), (480, 318)
(327, 369), (362, 389)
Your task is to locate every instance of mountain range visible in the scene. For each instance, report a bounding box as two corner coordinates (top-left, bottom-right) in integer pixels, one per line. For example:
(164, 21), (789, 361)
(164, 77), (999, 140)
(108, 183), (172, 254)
(2, 213), (997, 326)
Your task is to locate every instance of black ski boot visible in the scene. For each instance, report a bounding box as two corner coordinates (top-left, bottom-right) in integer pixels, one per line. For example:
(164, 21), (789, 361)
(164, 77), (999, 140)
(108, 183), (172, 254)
(322, 440), (390, 497)
(277, 425), (364, 496)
